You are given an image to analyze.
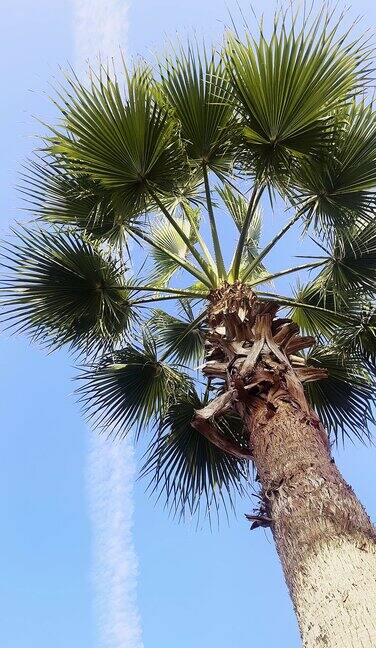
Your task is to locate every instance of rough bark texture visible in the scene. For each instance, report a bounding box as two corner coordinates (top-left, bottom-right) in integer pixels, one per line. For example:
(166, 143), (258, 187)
(193, 283), (376, 647)
(295, 539), (376, 647)
(249, 400), (376, 648)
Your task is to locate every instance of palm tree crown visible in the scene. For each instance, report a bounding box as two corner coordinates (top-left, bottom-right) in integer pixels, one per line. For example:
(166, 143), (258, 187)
(1, 9), (376, 522)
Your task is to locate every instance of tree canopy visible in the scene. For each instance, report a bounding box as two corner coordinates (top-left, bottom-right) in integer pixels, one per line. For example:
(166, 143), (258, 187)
(1, 8), (375, 521)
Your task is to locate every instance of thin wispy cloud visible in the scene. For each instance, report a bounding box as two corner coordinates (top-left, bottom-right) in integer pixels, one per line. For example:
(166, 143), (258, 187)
(71, 2), (143, 647)
(73, 0), (129, 71)
(87, 434), (143, 648)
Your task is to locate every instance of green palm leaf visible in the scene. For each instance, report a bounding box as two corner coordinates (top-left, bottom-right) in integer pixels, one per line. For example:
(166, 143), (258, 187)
(290, 282), (346, 338)
(48, 68), (189, 215)
(149, 305), (205, 365)
(161, 45), (238, 174)
(291, 102), (376, 229)
(334, 303), (376, 373)
(144, 214), (198, 286)
(152, 172), (205, 213)
(141, 388), (249, 521)
(21, 159), (130, 247)
(0, 227), (132, 353)
(77, 336), (189, 437)
(321, 219), (376, 293)
(225, 12), (369, 182)
(305, 345), (374, 442)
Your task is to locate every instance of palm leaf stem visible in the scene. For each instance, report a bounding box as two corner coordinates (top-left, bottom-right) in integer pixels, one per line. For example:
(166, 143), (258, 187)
(149, 188), (216, 284)
(119, 284), (209, 298)
(242, 209), (303, 282)
(181, 203), (217, 272)
(131, 294), (205, 305)
(230, 183), (264, 281)
(247, 260), (327, 288)
(129, 225), (213, 288)
(257, 292), (354, 322)
(203, 164), (227, 280)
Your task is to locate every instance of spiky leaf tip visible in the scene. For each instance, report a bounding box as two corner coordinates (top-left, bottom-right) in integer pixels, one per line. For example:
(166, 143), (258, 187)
(0, 227), (132, 354)
(47, 67), (190, 216)
(305, 346), (375, 443)
(141, 388), (250, 522)
(77, 337), (190, 438)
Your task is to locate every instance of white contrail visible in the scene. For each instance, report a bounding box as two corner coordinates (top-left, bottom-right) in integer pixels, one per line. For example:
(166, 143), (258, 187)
(73, 0), (129, 70)
(71, 2), (143, 647)
(87, 433), (143, 648)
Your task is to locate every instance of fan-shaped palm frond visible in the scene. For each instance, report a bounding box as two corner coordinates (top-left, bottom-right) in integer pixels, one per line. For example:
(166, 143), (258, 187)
(144, 215), (197, 286)
(290, 282), (345, 338)
(21, 159), (130, 247)
(291, 102), (376, 229)
(320, 219), (376, 294)
(305, 346), (375, 441)
(225, 12), (370, 182)
(160, 45), (238, 175)
(149, 305), (205, 365)
(154, 172), (205, 213)
(48, 68), (190, 216)
(334, 303), (376, 374)
(141, 388), (249, 521)
(78, 334), (190, 437)
(0, 227), (132, 353)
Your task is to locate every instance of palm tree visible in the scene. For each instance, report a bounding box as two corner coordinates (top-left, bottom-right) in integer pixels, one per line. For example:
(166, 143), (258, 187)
(2, 8), (376, 647)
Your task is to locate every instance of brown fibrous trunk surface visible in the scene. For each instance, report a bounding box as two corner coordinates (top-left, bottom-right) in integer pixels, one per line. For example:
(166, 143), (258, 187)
(193, 283), (376, 647)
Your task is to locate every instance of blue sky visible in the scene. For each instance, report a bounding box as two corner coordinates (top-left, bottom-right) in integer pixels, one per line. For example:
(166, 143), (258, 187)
(1, 1), (376, 647)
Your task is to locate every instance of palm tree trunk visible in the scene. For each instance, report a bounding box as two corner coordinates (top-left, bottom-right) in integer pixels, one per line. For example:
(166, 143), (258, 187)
(248, 398), (376, 648)
(195, 283), (376, 647)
